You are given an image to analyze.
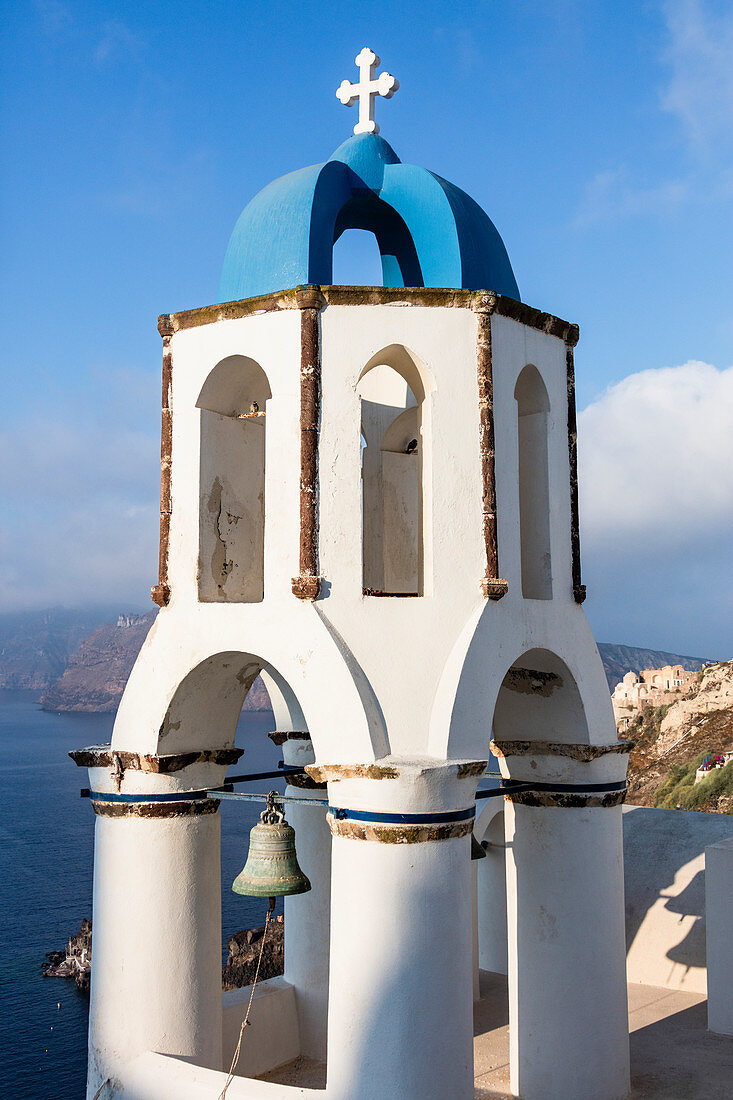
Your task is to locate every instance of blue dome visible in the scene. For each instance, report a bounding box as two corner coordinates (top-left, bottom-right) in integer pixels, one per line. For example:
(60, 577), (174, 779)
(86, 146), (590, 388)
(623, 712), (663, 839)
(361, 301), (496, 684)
(218, 134), (519, 302)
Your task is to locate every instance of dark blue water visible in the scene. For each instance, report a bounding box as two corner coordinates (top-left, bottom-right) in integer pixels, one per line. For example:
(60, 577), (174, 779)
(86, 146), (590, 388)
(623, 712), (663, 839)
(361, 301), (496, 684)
(0, 691), (282, 1099)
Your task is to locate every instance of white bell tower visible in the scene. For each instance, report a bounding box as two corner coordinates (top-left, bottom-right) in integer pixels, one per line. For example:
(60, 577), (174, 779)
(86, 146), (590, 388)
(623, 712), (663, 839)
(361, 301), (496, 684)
(73, 51), (631, 1100)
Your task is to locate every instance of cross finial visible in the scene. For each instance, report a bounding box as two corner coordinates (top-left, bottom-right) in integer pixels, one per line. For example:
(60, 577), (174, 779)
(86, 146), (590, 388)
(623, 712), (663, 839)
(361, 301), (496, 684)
(336, 47), (399, 136)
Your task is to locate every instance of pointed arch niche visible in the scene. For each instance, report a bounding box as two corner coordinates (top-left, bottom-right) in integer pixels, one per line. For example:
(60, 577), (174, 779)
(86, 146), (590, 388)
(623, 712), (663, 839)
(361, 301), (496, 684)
(514, 364), (552, 600)
(357, 345), (432, 596)
(197, 356), (272, 603)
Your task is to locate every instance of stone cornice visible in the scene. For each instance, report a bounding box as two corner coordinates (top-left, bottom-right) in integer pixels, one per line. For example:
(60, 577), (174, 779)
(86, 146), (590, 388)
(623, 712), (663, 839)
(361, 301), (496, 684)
(158, 286), (577, 343)
(69, 746), (243, 773)
(490, 739), (634, 761)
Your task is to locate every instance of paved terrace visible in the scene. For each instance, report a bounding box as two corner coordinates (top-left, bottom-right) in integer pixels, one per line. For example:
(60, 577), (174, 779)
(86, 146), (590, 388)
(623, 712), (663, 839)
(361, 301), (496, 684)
(259, 972), (733, 1098)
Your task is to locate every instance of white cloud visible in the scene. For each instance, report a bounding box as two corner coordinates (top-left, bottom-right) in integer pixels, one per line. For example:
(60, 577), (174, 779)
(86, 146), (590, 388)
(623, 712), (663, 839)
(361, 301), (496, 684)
(94, 19), (143, 66)
(578, 360), (733, 655)
(574, 167), (688, 227)
(661, 0), (733, 155)
(579, 360), (733, 549)
(0, 367), (159, 611)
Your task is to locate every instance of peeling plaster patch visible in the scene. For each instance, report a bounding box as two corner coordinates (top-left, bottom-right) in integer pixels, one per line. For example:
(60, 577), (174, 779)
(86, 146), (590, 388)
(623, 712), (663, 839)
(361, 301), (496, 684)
(157, 716), (181, 741)
(235, 661), (261, 688)
(503, 668), (563, 696)
(206, 477), (233, 592)
(327, 815), (473, 843)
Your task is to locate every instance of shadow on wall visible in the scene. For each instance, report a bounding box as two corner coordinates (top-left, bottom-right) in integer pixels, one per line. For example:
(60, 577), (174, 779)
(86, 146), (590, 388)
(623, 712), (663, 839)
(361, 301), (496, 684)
(623, 807), (733, 991)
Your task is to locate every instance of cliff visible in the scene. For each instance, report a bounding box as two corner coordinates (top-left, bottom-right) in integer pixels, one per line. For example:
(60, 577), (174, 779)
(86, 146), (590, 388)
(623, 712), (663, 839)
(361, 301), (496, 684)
(0, 606), (714, 718)
(0, 609), (109, 690)
(40, 613), (156, 712)
(39, 610), (272, 713)
(625, 660), (733, 811)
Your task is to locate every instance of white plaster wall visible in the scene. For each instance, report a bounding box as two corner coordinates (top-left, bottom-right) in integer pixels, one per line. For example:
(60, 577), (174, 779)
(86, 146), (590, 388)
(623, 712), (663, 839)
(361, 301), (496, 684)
(706, 836), (733, 1034)
(505, 801), (629, 1100)
(623, 806), (733, 994)
(87, 811), (222, 1096)
(327, 831), (475, 1100)
(114, 302), (608, 771)
(118, 1050), (324, 1099)
(222, 978), (300, 1079)
(283, 789), (332, 1061)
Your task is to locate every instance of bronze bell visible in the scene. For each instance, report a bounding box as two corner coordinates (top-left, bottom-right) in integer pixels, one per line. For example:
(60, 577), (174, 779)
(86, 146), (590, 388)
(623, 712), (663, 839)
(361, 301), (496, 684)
(471, 834), (487, 861)
(233, 790), (312, 899)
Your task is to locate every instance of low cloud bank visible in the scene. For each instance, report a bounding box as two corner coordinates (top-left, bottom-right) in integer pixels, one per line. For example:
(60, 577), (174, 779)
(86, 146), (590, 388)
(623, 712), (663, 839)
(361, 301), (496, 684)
(1, 356), (730, 656)
(578, 360), (733, 656)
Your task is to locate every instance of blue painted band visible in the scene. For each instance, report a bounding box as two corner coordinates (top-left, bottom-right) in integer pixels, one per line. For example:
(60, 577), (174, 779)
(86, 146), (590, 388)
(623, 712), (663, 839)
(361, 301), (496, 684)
(505, 780), (628, 793)
(475, 779), (627, 801)
(89, 789), (213, 804)
(328, 805), (475, 826)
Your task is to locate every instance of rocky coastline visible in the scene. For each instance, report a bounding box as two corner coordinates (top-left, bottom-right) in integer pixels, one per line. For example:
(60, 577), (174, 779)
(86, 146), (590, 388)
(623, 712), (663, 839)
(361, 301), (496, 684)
(43, 916), (284, 993)
(42, 918), (92, 991)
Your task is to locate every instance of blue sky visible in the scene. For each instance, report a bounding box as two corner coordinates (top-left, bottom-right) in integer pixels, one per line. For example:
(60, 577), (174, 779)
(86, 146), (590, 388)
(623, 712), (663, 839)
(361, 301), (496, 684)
(1, 0), (731, 656)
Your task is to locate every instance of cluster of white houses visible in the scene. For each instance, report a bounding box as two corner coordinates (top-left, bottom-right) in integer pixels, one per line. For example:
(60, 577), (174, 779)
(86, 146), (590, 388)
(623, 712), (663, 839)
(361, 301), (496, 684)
(70, 50), (733, 1100)
(612, 665), (699, 731)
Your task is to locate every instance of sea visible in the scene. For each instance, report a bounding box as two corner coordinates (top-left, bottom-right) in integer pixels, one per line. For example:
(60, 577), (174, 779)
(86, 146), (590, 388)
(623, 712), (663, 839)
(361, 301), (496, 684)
(0, 690), (284, 1099)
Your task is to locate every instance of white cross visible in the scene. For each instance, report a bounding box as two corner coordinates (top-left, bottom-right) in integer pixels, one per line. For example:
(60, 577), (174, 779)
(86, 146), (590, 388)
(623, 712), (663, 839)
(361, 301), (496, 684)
(336, 47), (399, 136)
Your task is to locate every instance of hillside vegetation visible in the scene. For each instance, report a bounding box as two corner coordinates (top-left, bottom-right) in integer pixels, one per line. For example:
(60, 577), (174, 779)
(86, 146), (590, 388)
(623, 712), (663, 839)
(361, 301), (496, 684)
(625, 661), (733, 812)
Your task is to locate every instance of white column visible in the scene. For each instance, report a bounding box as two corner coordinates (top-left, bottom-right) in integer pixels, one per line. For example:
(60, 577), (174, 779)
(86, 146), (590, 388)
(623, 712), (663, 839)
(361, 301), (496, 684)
(317, 758), (484, 1100)
(706, 836), (733, 1036)
(81, 754), (225, 1099)
(471, 859), (480, 1001)
(274, 732), (332, 1062)
(475, 805), (508, 975)
(497, 741), (630, 1100)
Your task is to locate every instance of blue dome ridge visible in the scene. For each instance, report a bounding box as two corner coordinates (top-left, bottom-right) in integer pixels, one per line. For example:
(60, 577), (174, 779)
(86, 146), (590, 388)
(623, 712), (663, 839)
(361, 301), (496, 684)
(218, 136), (519, 302)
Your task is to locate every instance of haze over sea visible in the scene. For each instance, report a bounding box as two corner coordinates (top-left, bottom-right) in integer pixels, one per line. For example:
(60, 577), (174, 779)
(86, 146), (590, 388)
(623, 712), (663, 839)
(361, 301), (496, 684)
(0, 692), (282, 1099)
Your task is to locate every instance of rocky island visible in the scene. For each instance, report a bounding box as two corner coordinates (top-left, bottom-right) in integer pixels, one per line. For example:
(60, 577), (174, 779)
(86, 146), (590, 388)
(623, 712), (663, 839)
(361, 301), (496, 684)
(44, 916), (285, 992)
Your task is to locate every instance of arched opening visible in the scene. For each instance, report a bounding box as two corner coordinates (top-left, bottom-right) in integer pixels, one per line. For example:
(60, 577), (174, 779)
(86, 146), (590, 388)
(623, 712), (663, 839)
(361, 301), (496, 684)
(357, 345), (431, 595)
(331, 193), (424, 288)
(158, 652), (330, 1085)
(492, 648), (590, 746)
(197, 356), (272, 603)
(514, 365), (552, 600)
(332, 228), (385, 286)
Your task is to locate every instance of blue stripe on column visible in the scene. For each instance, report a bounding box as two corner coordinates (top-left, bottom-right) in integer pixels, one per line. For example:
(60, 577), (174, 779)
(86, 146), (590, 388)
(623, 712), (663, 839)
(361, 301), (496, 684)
(89, 789), (212, 803)
(328, 805), (476, 825)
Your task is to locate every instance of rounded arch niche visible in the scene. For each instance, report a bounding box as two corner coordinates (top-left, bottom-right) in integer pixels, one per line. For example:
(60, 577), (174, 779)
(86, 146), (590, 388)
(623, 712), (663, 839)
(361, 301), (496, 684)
(156, 650), (306, 757)
(197, 355), (272, 604)
(514, 364), (552, 600)
(356, 344), (433, 596)
(492, 648), (590, 747)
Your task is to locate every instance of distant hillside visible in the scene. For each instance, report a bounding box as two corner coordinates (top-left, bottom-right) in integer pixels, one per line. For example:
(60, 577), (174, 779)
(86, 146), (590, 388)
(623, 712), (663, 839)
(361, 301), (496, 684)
(0, 608), (717, 716)
(0, 609), (111, 690)
(624, 660), (733, 812)
(596, 643), (711, 691)
(40, 613), (157, 712)
(39, 610), (271, 714)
